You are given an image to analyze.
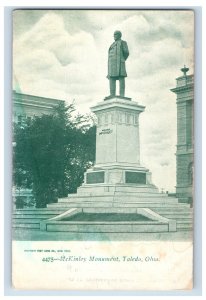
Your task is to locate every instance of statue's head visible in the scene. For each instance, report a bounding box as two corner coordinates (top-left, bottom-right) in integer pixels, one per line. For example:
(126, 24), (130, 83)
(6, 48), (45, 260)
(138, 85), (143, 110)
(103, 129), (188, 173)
(114, 30), (122, 41)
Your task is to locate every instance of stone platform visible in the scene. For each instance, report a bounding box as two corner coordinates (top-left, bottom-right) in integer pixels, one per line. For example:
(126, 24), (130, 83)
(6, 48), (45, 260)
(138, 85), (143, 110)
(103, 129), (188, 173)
(36, 187), (191, 233)
(12, 198), (193, 234)
(39, 205), (177, 232)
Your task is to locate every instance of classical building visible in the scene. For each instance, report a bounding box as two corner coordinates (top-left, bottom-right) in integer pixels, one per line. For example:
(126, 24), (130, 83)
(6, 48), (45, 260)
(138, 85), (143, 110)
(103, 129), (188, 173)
(13, 90), (65, 124)
(171, 66), (194, 205)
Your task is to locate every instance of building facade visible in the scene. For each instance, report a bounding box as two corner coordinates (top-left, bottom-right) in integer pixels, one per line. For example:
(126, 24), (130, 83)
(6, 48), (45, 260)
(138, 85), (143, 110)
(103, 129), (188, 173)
(171, 66), (194, 205)
(13, 90), (65, 124)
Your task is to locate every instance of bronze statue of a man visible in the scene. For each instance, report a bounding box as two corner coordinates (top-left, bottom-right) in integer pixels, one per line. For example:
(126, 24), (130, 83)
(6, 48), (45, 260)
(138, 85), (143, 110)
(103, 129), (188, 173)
(107, 30), (129, 97)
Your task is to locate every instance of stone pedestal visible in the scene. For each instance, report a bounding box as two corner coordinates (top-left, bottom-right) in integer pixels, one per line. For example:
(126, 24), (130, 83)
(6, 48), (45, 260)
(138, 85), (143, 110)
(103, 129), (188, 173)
(80, 96), (157, 195)
(92, 97), (144, 167)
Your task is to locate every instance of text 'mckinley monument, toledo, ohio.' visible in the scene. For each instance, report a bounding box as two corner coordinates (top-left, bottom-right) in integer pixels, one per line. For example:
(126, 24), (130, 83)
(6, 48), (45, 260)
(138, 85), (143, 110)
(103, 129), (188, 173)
(23, 30), (194, 235)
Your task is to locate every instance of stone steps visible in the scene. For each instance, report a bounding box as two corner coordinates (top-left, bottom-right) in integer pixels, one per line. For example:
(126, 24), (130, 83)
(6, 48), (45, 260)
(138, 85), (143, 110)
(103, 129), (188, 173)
(13, 223), (40, 229)
(12, 208), (66, 229)
(45, 221), (170, 233)
(153, 207), (193, 231)
(176, 222), (193, 231)
(59, 196), (178, 204)
(12, 202), (193, 232)
(13, 218), (193, 231)
(13, 218), (51, 223)
(46, 201), (193, 232)
(72, 191), (174, 198)
(176, 220), (193, 224)
(13, 208), (66, 215)
(152, 207), (192, 212)
(13, 214), (58, 219)
(77, 185), (160, 194)
(47, 201), (190, 209)
(157, 214), (192, 220)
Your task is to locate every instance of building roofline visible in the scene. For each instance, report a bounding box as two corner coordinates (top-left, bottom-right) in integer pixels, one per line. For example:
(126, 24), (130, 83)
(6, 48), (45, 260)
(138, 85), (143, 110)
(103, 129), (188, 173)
(175, 74), (194, 80)
(13, 90), (65, 103)
(170, 83), (194, 93)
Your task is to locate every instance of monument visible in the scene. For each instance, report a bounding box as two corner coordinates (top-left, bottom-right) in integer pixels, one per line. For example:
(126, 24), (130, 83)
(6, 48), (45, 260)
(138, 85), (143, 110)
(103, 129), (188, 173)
(74, 31), (157, 196)
(38, 32), (193, 234)
(106, 30), (129, 98)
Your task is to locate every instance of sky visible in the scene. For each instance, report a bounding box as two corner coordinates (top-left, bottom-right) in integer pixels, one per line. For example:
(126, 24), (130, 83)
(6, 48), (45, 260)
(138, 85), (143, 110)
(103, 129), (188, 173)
(12, 9), (194, 192)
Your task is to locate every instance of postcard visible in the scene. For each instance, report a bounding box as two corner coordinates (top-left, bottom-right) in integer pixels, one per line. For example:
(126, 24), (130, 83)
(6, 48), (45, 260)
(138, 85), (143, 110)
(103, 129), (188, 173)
(12, 9), (194, 290)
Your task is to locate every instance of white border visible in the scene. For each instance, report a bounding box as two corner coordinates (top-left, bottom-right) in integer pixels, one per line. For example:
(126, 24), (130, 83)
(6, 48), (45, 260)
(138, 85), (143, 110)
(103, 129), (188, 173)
(1, 0), (205, 298)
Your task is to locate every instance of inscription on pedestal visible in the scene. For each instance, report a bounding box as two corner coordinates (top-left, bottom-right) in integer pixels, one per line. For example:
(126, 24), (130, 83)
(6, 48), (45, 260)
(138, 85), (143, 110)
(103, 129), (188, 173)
(86, 172), (105, 184)
(125, 172), (146, 184)
(99, 128), (113, 135)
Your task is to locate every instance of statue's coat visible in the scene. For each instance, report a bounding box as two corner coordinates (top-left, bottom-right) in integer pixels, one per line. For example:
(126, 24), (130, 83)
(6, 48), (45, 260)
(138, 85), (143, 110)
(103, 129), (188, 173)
(107, 40), (129, 78)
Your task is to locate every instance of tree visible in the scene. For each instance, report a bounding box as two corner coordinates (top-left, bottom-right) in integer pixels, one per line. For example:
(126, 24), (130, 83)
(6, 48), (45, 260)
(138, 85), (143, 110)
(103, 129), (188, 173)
(13, 102), (96, 208)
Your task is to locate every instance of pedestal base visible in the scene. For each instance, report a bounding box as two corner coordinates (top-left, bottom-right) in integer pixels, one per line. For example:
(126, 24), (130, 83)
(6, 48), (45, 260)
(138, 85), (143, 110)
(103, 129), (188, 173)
(84, 164), (152, 183)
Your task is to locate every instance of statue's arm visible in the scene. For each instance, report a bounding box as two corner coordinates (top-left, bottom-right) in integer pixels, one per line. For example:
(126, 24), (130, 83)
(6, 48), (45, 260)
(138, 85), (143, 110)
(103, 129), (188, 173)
(122, 41), (129, 60)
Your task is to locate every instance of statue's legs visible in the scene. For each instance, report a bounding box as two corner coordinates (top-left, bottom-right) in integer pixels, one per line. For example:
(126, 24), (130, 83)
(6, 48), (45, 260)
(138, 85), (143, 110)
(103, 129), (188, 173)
(109, 78), (116, 96)
(119, 77), (125, 97)
(109, 77), (125, 97)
